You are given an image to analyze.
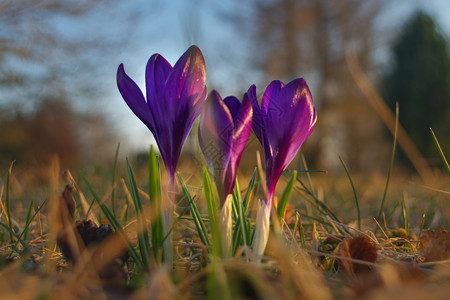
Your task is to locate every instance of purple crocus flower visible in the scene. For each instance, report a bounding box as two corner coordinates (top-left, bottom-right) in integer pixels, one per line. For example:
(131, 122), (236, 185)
(198, 90), (253, 205)
(248, 78), (317, 208)
(248, 78), (316, 258)
(117, 45), (207, 182)
(117, 46), (207, 265)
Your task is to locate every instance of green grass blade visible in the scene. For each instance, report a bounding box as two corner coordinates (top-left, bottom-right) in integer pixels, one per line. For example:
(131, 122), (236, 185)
(377, 102), (399, 223)
(430, 128), (450, 173)
(22, 199), (34, 240)
(242, 168), (257, 214)
(126, 158), (151, 268)
(203, 168), (221, 256)
(111, 142), (120, 217)
(177, 172), (210, 247)
(233, 178), (248, 248)
(11, 198), (48, 254)
(0, 222), (29, 256)
(207, 257), (232, 300)
(82, 174), (145, 270)
(6, 161), (15, 243)
(148, 145), (164, 259)
(277, 171), (297, 220)
(338, 156), (361, 230)
(294, 178), (341, 223)
(401, 192), (410, 234)
(301, 154), (315, 195)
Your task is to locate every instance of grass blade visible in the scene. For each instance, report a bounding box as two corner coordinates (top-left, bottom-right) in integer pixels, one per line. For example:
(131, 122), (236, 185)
(177, 172), (210, 247)
(22, 199), (34, 240)
(82, 174), (145, 270)
(242, 168), (257, 214)
(233, 178), (248, 248)
(401, 192), (410, 234)
(338, 156), (361, 230)
(203, 168), (221, 256)
(277, 171), (297, 220)
(430, 128), (450, 173)
(111, 142), (120, 216)
(5, 161), (15, 243)
(10, 198), (48, 256)
(126, 158), (151, 268)
(148, 145), (164, 259)
(377, 102), (399, 223)
(0, 222), (29, 256)
(294, 178), (340, 223)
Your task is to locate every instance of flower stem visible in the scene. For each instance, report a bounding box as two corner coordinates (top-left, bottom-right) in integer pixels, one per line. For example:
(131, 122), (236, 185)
(162, 174), (175, 268)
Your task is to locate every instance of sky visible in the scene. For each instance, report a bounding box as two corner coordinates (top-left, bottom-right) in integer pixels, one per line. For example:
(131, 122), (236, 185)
(2, 0), (450, 154)
(103, 0), (450, 152)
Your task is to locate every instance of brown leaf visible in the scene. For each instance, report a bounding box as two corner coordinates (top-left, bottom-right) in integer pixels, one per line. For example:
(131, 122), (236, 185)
(420, 228), (450, 261)
(56, 185), (128, 284)
(338, 236), (378, 276)
(57, 185), (81, 262)
(352, 264), (427, 297)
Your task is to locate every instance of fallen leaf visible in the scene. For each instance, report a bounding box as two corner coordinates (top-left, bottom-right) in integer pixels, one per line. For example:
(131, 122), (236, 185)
(420, 228), (450, 261)
(338, 236), (378, 276)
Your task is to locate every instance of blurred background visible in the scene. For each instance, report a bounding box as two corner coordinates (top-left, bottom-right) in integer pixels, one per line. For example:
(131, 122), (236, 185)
(0, 0), (449, 177)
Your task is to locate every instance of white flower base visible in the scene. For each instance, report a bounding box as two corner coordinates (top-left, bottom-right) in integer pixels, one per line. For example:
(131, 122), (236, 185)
(252, 200), (270, 260)
(219, 194), (233, 258)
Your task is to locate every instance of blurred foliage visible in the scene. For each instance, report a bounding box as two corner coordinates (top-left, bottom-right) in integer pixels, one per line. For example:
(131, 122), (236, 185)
(0, 98), (80, 167)
(0, 97), (116, 169)
(232, 0), (389, 172)
(382, 12), (450, 166)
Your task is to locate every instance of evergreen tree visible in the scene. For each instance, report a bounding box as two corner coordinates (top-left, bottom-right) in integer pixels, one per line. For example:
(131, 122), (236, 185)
(383, 12), (450, 163)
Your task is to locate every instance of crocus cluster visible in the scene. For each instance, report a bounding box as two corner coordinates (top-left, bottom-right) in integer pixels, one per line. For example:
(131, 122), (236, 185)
(117, 45), (316, 262)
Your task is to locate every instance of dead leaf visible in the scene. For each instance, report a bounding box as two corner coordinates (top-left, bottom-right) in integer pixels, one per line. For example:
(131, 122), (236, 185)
(420, 228), (450, 261)
(338, 236), (378, 276)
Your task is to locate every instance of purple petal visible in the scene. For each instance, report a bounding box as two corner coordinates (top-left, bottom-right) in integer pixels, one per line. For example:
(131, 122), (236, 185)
(247, 85), (265, 144)
(145, 53), (172, 113)
(198, 90), (233, 196)
(223, 96), (241, 121)
(264, 79), (311, 156)
(229, 96), (253, 187)
(222, 95), (253, 196)
(262, 80), (284, 114)
(283, 79), (317, 164)
(117, 64), (154, 132)
(164, 45), (206, 117)
(231, 96), (253, 160)
(256, 78), (317, 206)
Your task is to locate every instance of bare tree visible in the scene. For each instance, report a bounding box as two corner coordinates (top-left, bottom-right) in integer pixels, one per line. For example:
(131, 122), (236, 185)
(0, 1), (164, 165)
(229, 0), (389, 171)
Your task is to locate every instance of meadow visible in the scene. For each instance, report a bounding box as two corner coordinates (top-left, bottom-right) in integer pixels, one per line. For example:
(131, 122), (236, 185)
(0, 137), (448, 299)
(1, 2), (449, 299)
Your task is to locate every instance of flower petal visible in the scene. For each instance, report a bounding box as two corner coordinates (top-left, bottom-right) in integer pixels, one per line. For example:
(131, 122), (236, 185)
(264, 79), (312, 159)
(247, 85), (265, 144)
(283, 79), (317, 163)
(164, 45), (206, 117)
(117, 64), (154, 132)
(249, 78), (317, 206)
(230, 96), (253, 164)
(222, 95), (253, 195)
(145, 53), (172, 113)
(262, 80), (284, 114)
(199, 90), (233, 196)
(223, 96), (241, 121)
